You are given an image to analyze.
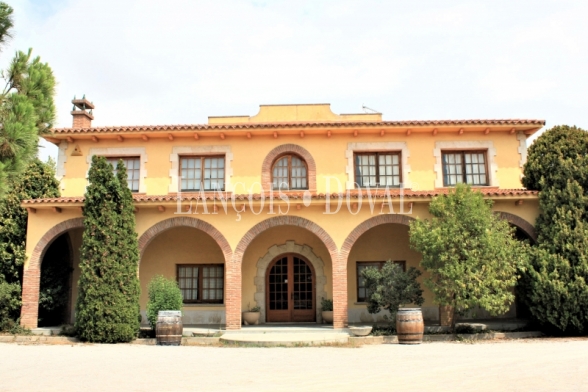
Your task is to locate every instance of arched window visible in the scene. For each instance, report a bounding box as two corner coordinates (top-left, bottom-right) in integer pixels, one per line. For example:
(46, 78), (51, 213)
(272, 154), (308, 190)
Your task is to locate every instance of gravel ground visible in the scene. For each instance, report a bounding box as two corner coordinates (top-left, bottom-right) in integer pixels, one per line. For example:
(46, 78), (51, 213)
(1, 338), (587, 392)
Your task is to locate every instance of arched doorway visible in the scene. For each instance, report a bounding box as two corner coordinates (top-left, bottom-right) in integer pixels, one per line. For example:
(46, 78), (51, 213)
(266, 253), (315, 323)
(21, 218), (84, 329)
(38, 232), (74, 327)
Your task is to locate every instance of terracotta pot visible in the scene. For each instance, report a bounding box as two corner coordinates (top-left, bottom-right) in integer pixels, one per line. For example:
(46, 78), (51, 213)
(242, 311), (260, 325)
(322, 311), (333, 324)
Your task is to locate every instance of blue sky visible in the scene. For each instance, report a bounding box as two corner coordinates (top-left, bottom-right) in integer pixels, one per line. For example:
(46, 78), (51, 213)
(3, 0), (588, 161)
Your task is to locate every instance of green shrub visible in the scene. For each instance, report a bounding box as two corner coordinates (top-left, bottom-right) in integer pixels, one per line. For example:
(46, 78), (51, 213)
(321, 298), (333, 311)
(410, 183), (529, 330)
(146, 275), (183, 329)
(0, 159), (60, 331)
(361, 261), (424, 323)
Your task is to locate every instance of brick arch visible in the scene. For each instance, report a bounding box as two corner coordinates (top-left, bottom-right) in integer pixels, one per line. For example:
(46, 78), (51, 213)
(21, 217), (84, 329)
(138, 217), (232, 264)
(496, 211), (537, 243)
(340, 214), (415, 259)
(227, 215), (339, 330)
(261, 144), (317, 192)
(233, 216), (338, 262)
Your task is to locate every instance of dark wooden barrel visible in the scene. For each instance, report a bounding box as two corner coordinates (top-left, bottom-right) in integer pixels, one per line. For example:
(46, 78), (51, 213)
(156, 311), (183, 346)
(396, 308), (424, 345)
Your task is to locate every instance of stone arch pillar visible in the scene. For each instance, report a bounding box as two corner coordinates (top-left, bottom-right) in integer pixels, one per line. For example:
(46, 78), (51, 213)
(21, 218), (84, 329)
(253, 241), (328, 323)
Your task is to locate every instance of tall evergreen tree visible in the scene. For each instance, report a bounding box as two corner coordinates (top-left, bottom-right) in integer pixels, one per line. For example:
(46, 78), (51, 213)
(0, 158), (59, 331)
(0, 2), (56, 196)
(75, 156), (140, 342)
(521, 125), (588, 334)
(114, 160), (141, 332)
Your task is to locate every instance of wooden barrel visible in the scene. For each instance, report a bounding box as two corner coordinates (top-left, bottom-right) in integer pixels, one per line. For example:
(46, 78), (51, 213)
(396, 308), (424, 345)
(156, 311), (183, 346)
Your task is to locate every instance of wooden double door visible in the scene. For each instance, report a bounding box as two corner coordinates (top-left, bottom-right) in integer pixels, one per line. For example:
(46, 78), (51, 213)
(266, 253), (315, 323)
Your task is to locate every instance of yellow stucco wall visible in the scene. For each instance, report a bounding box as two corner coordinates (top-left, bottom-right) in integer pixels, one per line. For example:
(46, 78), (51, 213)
(23, 104), (542, 325)
(57, 130), (526, 196)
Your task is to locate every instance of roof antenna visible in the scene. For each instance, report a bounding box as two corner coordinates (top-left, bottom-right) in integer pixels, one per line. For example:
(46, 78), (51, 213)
(362, 104), (380, 114)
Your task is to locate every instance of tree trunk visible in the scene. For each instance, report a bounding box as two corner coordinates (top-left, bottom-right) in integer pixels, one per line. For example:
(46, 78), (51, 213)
(439, 305), (455, 329)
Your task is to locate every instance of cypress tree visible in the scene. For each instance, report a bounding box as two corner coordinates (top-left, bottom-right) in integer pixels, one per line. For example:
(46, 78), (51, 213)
(521, 125), (588, 334)
(114, 160), (141, 332)
(75, 156), (140, 342)
(0, 159), (59, 331)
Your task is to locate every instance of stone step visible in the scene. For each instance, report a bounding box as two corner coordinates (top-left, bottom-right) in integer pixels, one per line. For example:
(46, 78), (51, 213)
(220, 332), (349, 347)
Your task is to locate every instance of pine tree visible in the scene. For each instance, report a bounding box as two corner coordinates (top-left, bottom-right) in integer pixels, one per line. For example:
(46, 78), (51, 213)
(0, 159), (59, 331)
(521, 125), (588, 334)
(75, 156), (140, 342)
(0, 2), (56, 196)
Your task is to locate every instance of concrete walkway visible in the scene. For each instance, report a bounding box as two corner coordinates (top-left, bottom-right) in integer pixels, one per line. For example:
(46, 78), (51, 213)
(1, 338), (587, 391)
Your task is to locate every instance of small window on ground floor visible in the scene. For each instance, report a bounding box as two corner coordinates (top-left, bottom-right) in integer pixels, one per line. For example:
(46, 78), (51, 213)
(356, 260), (406, 303)
(177, 264), (224, 304)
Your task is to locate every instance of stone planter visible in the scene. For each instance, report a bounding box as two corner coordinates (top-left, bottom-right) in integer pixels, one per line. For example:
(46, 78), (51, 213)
(242, 311), (261, 325)
(322, 311), (333, 324)
(349, 326), (372, 336)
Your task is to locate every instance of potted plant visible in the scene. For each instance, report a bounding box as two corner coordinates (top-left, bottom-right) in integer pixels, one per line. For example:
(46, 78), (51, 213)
(321, 298), (333, 324)
(146, 275), (184, 345)
(361, 261), (425, 344)
(242, 303), (261, 325)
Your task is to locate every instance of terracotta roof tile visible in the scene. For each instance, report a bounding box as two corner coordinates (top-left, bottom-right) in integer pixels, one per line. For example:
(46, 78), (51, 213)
(51, 119), (545, 134)
(22, 188), (538, 205)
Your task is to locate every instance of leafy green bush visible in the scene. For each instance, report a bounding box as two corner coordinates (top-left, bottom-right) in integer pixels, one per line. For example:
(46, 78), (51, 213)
(410, 183), (529, 330)
(321, 298), (333, 311)
(146, 275), (183, 329)
(361, 261), (424, 323)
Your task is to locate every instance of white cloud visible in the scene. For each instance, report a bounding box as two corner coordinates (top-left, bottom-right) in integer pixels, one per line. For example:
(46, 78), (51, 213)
(3, 0), (588, 160)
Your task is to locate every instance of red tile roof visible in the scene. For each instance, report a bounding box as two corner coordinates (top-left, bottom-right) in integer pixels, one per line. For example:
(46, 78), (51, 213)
(51, 119), (545, 134)
(22, 188), (538, 205)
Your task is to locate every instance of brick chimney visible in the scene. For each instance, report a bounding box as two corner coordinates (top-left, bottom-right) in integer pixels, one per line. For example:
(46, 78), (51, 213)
(71, 95), (94, 128)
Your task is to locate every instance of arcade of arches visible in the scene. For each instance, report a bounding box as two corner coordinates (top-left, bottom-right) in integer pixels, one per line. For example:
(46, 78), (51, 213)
(20, 209), (537, 330)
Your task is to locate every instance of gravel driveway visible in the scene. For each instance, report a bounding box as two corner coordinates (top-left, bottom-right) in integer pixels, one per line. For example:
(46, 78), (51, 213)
(1, 338), (587, 391)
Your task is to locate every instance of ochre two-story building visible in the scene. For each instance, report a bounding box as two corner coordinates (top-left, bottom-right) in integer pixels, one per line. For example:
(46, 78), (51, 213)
(20, 100), (543, 330)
